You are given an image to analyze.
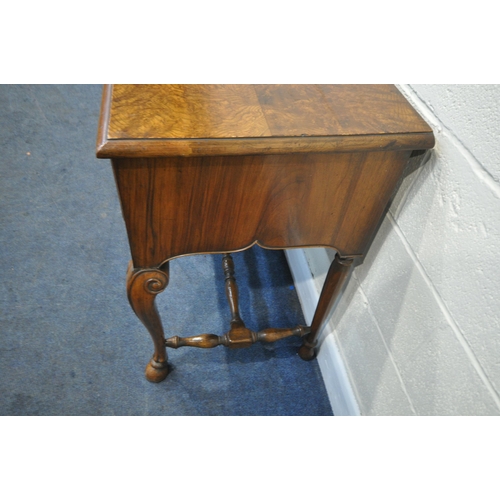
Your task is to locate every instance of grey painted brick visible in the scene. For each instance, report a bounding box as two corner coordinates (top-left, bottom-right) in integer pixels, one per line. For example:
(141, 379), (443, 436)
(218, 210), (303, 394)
(332, 271), (416, 416)
(356, 217), (499, 415)
(410, 84), (500, 182)
(394, 129), (500, 397)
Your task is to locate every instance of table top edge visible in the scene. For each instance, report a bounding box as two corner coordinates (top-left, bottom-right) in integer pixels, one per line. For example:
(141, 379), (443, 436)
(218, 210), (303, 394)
(96, 132), (435, 158)
(96, 84), (435, 158)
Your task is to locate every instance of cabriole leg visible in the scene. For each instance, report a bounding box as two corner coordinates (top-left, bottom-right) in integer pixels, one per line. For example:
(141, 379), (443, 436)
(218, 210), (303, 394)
(126, 262), (170, 382)
(299, 253), (354, 361)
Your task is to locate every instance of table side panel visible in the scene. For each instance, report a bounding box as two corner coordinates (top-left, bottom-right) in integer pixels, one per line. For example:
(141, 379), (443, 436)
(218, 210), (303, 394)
(112, 151), (410, 268)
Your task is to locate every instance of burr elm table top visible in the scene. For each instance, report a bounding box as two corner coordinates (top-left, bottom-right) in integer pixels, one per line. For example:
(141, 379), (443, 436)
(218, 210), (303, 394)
(96, 84), (434, 158)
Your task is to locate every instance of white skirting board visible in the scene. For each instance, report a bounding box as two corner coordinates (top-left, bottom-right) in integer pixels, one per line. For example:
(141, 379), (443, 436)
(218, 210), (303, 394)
(285, 249), (360, 416)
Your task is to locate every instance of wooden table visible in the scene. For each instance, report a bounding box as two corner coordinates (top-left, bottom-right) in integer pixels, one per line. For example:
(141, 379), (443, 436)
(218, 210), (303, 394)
(96, 85), (434, 383)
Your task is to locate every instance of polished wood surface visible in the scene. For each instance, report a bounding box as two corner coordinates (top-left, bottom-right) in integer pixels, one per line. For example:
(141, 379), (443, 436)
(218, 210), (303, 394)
(97, 84), (434, 157)
(97, 84), (435, 382)
(165, 326), (310, 350)
(222, 254), (244, 327)
(108, 85), (271, 139)
(126, 262), (170, 382)
(112, 150), (411, 268)
(299, 254), (354, 360)
(164, 254), (309, 353)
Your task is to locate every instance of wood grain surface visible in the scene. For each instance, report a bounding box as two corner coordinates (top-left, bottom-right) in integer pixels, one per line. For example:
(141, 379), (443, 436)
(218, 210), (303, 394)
(108, 85), (271, 139)
(95, 84), (436, 378)
(112, 150), (411, 268)
(97, 84), (434, 157)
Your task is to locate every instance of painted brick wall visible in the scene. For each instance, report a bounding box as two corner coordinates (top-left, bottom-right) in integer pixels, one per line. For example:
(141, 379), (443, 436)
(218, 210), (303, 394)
(304, 84), (500, 415)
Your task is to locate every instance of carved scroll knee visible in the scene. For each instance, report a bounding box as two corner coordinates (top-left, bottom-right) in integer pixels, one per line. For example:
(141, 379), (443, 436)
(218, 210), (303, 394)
(126, 262), (170, 382)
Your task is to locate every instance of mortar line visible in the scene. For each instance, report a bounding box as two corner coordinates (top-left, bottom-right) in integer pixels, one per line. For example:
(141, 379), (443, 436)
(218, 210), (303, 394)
(387, 212), (500, 410)
(397, 84), (500, 199)
(351, 270), (418, 415)
(331, 326), (364, 415)
(391, 150), (432, 220)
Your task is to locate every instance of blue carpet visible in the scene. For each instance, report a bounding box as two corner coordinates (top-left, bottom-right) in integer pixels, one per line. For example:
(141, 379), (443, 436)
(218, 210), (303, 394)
(0, 84), (333, 416)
